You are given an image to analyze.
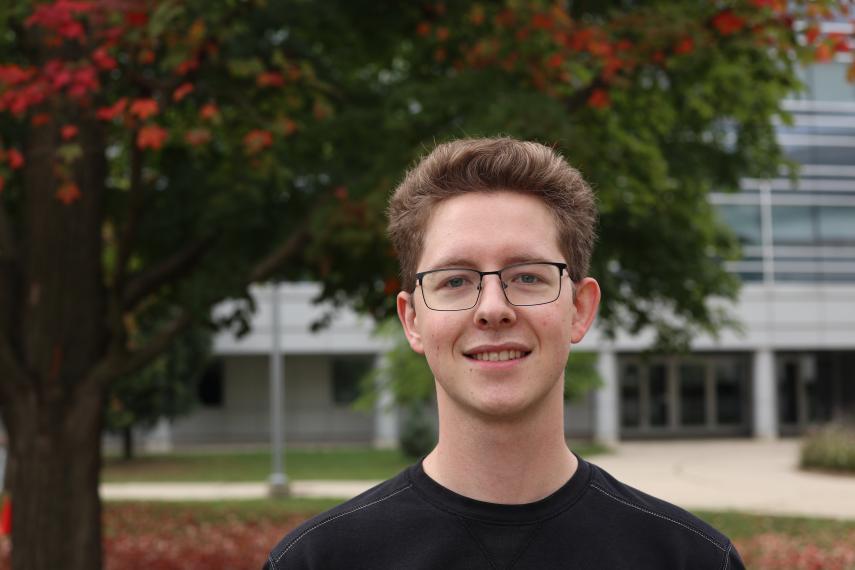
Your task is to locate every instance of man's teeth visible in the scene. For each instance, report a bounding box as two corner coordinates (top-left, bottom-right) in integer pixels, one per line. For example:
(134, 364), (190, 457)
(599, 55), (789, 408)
(472, 350), (524, 361)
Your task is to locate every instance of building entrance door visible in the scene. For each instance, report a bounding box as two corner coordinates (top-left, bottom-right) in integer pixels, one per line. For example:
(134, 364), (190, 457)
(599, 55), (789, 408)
(619, 355), (750, 438)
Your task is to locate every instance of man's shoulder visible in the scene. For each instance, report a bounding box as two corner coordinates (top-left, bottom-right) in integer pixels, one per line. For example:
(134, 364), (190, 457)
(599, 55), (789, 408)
(582, 460), (739, 562)
(264, 467), (417, 570)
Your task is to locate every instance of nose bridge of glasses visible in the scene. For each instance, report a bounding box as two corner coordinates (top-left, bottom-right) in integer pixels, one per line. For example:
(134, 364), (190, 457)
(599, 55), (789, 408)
(476, 270), (509, 292)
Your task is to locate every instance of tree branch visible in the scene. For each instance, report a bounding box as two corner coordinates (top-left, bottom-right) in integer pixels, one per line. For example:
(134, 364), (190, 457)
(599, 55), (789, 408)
(122, 233), (219, 312)
(88, 308), (195, 390)
(248, 222), (311, 283)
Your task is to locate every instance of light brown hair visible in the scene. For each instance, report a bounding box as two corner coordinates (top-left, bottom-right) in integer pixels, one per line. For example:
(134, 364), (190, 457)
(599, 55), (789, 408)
(387, 137), (597, 291)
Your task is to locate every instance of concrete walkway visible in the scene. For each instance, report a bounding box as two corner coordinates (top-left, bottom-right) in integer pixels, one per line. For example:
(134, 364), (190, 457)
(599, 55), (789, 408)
(100, 439), (855, 519)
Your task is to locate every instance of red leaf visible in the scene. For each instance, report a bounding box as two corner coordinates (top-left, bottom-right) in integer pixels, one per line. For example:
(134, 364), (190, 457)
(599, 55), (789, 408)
(830, 33), (850, 53)
(56, 182), (81, 205)
(814, 43), (833, 62)
(546, 52), (564, 69)
(136, 125), (168, 150)
(199, 102), (219, 121)
(243, 129), (273, 154)
(278, 117), (298, 136)
(172, 82), (194, 102)
(125, 11), (148, 27)
(61, 124), (79, 140)
(0, 176), (4, 193)
(7, 149), (24, 170)
(92, 47), (118, 71)
(530, 13), (553, 31)
(31, 113), (51, 126)
(416, 22), (431, 37)
(68, 65), (99, 98)
(175, 58), (199, 76)
(805, 25), (820, 46)
(183, 128), (212, 147)
(96, 97), (127, 121)
(712, 10), (745, 36)
(587, 89), (610, 109)
(674, 37), (694, 55)
(25, 1), (95, 40)
(0, 64), (35, 85)
(129, 98), (159, 120)
(256, 72), (285, 88)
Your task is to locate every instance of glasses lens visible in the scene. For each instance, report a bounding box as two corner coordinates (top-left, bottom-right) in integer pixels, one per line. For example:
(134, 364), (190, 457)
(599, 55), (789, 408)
(502, 263), (561, 306)
(421, 269), (481, 310)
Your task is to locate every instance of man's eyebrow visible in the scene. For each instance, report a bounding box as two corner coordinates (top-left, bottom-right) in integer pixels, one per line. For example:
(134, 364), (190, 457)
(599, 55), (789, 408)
(426, 254), (551, 270)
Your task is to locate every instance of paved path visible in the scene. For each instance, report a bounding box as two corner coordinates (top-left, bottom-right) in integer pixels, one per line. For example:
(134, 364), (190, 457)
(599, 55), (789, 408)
(100, 439), (855, 519)
(590, 439), (855, 520)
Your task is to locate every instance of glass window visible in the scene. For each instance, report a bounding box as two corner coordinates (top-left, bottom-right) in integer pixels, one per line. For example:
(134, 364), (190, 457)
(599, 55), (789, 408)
(679, 363), (706, 426)
(817, 207), (855, 244)
(649, 364), (669, 427)
(772, 206), (816, 245)
(715, 360), (743, 424)
(620, 364), (640, 428)
(331, 355), (374, 405)
(198, 360), (224, 407)
(778, 360), (800, 425)
(801, 63), (855, 101)
(784, 146), (855, 167)
(717, 204), (762, 246)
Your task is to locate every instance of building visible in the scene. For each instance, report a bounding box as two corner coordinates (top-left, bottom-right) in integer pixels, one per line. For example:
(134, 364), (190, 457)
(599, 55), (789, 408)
(158, 58), (855, 450)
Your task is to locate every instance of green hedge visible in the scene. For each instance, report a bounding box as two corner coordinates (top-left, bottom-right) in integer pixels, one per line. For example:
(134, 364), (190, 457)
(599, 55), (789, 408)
(800, 422), (855, 474)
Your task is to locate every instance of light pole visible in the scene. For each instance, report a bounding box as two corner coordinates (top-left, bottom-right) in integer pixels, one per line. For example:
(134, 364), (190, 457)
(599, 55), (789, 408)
(269, 282), (289, 496)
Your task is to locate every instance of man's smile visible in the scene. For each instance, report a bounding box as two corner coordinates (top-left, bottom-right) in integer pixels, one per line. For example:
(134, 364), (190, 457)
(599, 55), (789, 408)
(463, 343), (532, 362)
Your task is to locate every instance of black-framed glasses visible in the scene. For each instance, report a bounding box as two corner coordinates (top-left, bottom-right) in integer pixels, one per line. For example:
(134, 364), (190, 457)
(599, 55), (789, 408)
(415, 261), (568, 311)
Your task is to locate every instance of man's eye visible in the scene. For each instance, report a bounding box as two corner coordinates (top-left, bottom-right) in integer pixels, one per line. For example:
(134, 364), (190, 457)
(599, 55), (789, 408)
(517, 274), (539, 284)
(445, 277), (467, 288)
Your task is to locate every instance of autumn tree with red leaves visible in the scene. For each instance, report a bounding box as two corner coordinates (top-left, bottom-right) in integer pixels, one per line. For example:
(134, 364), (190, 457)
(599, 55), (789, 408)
(0, 1), (852, 569)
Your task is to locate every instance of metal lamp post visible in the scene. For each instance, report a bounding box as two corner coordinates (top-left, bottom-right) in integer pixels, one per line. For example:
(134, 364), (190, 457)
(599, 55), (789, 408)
(269, 282), (289, 496)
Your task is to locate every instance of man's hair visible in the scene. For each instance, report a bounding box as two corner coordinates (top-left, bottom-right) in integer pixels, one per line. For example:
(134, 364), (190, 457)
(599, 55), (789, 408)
(387, 137), (597, 291)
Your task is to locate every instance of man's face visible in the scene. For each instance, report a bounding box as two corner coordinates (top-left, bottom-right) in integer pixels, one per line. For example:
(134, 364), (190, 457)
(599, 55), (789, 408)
(397, 190), (600, 422)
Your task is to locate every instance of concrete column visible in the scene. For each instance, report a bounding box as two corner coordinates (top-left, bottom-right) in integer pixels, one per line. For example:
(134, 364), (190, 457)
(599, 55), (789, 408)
(373, 354), (399, 449)
(753, 348), (778, 439)
(594, 346), (619, 445)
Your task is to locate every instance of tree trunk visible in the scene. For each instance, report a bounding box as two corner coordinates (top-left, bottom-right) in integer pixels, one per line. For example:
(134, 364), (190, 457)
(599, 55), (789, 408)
(0, 108), (109, 569)
(7, 386), (104, 570)
(122, 426), (134, 461)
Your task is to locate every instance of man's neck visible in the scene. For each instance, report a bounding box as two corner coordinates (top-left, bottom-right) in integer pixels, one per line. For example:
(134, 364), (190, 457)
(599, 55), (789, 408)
(422, 382), (577, 505)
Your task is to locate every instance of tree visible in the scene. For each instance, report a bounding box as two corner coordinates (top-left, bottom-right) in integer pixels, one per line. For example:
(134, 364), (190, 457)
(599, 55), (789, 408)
(0, 1), (851, 568)
(105, 309), (211, 460)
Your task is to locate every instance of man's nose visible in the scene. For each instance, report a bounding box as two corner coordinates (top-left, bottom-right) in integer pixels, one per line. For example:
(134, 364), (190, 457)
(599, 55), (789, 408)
(473, 274), (516, 327)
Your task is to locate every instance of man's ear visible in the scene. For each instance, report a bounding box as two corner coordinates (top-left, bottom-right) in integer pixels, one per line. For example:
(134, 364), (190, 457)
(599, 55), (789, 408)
(397, 291), (425, 354)
(570, 277), (601, 344)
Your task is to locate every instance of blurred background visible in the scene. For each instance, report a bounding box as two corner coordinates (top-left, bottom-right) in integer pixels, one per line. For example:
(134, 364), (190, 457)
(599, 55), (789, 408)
(0, 1), (854, 569)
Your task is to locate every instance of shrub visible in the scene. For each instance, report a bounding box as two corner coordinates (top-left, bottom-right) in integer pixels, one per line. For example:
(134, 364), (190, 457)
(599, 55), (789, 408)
(800, 422), (855, 474)
(399, 406), (436, 459)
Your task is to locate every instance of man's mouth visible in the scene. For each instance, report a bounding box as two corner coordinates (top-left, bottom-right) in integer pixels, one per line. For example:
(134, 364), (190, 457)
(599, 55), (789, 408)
(465, 350), (531, 362)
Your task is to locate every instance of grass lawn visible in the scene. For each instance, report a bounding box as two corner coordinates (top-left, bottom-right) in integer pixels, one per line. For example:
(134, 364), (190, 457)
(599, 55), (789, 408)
(695, 510), (855, 539)
(102, 441), (609, 482)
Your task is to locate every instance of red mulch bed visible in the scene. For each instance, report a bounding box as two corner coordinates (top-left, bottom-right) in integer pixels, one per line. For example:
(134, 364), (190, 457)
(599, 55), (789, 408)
(0, 504), (854, 569)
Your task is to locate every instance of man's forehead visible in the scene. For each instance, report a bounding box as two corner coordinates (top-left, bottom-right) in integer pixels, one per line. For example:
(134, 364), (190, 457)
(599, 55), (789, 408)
(416, 190), (563, 270)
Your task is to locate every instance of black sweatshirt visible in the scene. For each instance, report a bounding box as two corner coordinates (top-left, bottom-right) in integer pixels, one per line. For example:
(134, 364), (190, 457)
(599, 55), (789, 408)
(264, 456), (745, 570)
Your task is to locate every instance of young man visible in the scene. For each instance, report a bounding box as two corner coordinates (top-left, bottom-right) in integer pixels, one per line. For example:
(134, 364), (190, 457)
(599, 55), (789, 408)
(264, 137), (745, 569)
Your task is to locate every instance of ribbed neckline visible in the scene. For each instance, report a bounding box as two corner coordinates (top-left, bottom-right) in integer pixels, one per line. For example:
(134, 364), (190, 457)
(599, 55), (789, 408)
(407, 454), (591, 524)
